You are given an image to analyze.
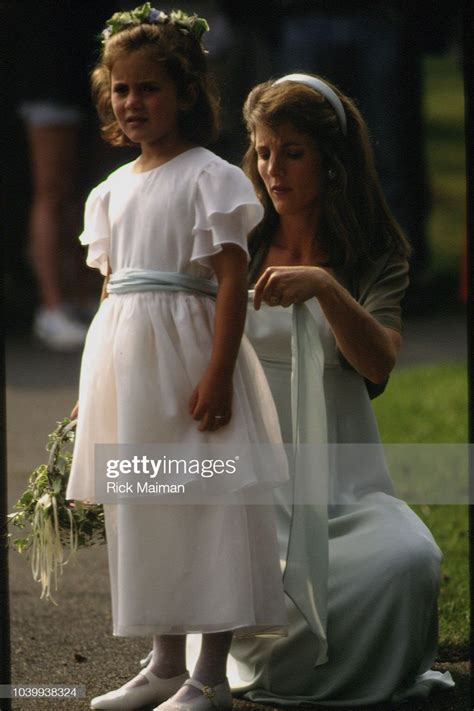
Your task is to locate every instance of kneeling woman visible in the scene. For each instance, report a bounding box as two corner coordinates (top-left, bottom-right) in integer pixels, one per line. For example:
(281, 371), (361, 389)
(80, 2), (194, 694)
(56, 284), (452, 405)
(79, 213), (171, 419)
(229, 74), (454, 706)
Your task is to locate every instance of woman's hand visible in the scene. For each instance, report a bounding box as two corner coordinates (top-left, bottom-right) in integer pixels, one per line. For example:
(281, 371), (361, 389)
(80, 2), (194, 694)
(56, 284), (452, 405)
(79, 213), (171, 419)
(70, 401), (79, 419)
(253, 265), (332, 310)
(189, 368), (233, 432)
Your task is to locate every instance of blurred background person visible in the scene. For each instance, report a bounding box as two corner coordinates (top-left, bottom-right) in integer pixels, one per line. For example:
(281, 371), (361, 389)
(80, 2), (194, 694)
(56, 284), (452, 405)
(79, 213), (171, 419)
(15, 2), (117, 350)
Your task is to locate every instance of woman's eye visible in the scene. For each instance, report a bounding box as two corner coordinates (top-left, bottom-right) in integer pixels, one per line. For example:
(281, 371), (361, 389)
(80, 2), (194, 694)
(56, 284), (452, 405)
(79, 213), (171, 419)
(257, 151), (270, 161)
(287, 151), (303, 159)
(143, 84), (159, 92)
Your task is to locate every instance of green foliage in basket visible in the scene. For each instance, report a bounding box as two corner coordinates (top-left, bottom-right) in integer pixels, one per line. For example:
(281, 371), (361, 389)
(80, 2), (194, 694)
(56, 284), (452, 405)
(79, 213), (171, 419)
(8, 418), (106, 603)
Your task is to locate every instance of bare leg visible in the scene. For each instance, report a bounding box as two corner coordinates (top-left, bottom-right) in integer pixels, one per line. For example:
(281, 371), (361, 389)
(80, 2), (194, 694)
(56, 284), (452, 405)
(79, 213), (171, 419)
(26, 124), (80, 309)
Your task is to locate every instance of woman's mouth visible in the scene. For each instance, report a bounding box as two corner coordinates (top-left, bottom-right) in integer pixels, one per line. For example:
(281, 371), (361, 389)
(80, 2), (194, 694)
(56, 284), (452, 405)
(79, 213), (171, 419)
(126, 117), (147, 126)
(271, 185), (290, 196)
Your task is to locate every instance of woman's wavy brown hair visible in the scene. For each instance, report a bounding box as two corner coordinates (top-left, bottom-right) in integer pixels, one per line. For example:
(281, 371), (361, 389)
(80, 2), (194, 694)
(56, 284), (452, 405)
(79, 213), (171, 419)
(91, 22), (220, 147)
(243, 75), (411, 270)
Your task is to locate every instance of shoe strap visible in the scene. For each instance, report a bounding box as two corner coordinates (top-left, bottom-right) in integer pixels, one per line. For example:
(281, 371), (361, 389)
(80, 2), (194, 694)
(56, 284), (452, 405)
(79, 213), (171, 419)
(143, 668), (188, 683)
(183, 679), (220, 703)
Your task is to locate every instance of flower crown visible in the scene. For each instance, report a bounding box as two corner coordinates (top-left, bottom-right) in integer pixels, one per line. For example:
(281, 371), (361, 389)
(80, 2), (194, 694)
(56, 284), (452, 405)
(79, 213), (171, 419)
(101, 3), (209, 45)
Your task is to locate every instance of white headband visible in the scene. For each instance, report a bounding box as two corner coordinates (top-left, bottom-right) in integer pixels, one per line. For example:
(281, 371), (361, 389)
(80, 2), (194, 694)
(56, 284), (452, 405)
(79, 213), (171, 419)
(273, 73), (347, 136)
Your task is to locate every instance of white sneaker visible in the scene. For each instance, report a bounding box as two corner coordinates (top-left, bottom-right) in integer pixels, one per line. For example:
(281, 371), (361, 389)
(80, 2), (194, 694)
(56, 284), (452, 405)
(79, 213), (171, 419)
(33, 306), (88, 352)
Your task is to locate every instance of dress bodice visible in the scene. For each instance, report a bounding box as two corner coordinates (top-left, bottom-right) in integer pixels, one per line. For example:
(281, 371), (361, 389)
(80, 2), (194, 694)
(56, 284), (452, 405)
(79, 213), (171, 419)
(245, 293), (340, 368)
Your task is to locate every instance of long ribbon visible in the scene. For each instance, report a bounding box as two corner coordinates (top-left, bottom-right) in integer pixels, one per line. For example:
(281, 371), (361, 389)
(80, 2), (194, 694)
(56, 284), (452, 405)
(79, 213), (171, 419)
(285, 300), (329, 665)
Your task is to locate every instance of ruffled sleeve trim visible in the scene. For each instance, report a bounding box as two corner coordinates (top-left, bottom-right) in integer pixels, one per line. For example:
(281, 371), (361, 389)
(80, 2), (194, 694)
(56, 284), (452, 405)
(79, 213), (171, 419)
(79, 182), (111, 276)
(191, 159), (264, 271)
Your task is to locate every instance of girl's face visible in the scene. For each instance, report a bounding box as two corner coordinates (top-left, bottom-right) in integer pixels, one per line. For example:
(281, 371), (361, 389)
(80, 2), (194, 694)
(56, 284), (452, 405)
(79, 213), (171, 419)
(111, 50), (187, 153)
(255, 122), (323, 217)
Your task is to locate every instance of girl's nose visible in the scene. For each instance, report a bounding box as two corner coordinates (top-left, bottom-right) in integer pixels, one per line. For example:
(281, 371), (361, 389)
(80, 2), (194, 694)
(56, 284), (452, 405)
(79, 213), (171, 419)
(125, 91), (141, 109)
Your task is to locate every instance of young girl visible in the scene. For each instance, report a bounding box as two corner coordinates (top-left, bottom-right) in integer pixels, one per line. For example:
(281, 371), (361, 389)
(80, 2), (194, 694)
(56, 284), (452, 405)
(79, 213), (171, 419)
(66, 6), (288, 710)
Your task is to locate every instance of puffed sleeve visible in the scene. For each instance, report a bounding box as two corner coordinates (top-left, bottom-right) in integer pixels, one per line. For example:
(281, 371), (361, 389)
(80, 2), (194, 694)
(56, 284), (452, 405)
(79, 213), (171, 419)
(356, 248), (410, 333)
(191, 160), (264, 269)
(79, 182), (111, 276)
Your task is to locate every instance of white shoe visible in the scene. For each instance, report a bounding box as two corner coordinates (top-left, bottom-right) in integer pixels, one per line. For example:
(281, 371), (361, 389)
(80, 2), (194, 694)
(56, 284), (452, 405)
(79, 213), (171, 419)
(33, 306), (88, 352)
(90, 668), (190, 710)
(153, 678), (233, 711)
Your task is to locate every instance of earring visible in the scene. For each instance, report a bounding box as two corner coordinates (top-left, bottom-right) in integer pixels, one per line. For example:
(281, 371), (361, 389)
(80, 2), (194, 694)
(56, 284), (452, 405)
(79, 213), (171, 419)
(327, 168), (336, 180)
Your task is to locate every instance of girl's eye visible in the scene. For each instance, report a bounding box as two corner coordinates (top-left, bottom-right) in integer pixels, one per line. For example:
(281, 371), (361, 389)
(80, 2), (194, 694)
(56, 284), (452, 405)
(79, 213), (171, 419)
(257, 151), (270, 161)
(143, 84), (159, 92)
(287, 151), (303, 159)
(113, 85), (127, 95)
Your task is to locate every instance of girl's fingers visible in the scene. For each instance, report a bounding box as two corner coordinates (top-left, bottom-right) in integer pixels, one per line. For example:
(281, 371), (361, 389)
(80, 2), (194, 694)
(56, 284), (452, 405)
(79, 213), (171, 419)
(197, 412), (213, 431)
(189, 387), (200, 416)
(70, 401), (79, 419)
(197, 411), (231, 431)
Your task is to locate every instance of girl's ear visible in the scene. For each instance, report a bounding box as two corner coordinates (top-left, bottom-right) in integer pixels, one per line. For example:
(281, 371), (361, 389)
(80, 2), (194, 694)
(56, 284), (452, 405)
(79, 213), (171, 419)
(179, 82), (198, 111)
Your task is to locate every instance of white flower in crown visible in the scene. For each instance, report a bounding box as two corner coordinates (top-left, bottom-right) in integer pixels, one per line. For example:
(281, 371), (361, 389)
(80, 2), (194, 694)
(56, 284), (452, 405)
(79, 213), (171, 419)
(101, 25), (113, 42)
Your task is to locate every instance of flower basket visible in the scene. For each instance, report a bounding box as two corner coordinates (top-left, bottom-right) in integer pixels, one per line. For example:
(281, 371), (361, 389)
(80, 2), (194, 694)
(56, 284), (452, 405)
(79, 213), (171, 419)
(8, 418), (106, 603)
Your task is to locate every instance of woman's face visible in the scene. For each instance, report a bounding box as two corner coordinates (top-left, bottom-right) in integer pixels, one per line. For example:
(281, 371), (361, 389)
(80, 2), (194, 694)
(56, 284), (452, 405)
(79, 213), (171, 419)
(255, 122), (323, 217)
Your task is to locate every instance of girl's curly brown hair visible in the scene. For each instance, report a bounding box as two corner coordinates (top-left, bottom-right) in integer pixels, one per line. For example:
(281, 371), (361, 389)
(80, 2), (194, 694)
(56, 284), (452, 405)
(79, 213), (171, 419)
(91, 22), (220, 147)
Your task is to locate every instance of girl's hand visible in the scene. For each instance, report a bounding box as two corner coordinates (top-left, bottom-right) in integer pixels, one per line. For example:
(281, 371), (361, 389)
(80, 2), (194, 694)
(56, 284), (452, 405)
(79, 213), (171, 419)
(70, 401), (79, 419)
(189, 369), (233, 432)
(253, 265), (333, 310)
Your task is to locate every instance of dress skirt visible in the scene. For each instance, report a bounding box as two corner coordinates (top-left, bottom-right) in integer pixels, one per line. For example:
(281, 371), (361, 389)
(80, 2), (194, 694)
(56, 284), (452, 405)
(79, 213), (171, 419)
(68, 293), (289, 638)
(104, 501), (287, 638)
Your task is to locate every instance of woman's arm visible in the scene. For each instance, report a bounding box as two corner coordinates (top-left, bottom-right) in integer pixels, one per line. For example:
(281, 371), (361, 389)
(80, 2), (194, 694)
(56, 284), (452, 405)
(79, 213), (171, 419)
(189, 243), (248, 431)
(254, 265), (400, 383)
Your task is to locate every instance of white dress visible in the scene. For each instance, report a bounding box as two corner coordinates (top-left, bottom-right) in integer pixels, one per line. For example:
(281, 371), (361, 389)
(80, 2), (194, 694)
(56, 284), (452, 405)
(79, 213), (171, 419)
(66, 147), (288, 638)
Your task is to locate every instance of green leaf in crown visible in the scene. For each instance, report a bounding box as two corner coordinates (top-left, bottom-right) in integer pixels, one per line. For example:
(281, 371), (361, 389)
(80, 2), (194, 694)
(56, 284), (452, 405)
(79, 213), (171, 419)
(101, 4), (209, 44)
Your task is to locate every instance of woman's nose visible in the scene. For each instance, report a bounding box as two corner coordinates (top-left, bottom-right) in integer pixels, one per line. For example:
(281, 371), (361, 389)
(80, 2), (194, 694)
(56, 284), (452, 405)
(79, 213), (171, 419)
(267, 154), (282, 177)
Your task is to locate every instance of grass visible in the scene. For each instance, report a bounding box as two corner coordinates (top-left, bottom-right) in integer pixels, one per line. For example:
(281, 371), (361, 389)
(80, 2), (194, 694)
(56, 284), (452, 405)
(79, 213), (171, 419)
(373, 362), (469, 657)
(372, 53), (470, 661)
(424, 54), (466, 275)
(374, 362), (467, 444)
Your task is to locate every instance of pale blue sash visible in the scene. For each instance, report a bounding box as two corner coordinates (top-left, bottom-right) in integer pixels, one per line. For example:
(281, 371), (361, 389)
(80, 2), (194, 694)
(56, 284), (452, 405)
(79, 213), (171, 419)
(107, 269), (218, 298)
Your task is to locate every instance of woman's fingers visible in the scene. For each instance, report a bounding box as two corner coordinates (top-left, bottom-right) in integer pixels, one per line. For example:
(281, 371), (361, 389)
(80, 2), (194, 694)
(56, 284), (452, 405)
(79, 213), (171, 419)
(254, 267), (321, 309)
(70, 401), (79, 419)
(253, 268), (273, 310)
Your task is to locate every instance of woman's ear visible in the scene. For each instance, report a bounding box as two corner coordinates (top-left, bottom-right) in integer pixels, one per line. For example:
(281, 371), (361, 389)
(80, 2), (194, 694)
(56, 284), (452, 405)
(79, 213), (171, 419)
(179, 82), (198, 111)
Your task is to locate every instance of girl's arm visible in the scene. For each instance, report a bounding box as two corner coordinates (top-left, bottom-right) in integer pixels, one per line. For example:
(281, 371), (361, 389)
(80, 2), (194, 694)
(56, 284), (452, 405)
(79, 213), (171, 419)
(189, 244), (248, 431)
(253, 265), (399, 384)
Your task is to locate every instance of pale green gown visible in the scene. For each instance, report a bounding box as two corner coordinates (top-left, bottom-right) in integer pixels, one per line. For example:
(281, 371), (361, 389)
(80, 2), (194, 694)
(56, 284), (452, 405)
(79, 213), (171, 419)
(224, 249), (455, 705)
